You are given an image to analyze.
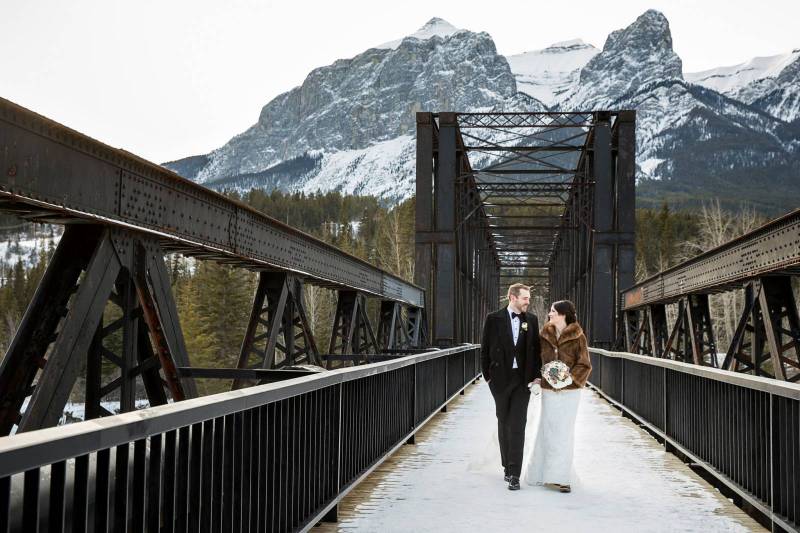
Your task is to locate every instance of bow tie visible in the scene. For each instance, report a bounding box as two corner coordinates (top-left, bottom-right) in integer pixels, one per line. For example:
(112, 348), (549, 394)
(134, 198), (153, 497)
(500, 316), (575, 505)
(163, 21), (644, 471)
(511, 312), (524, 320)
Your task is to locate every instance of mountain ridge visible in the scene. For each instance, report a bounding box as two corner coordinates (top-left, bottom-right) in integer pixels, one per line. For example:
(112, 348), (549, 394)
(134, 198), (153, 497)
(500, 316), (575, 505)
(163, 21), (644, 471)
(163, 14), (800, 215)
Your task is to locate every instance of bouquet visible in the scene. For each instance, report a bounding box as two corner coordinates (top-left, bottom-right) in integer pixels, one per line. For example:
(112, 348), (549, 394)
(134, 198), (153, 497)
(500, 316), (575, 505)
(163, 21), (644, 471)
(541, 359), (573, 389)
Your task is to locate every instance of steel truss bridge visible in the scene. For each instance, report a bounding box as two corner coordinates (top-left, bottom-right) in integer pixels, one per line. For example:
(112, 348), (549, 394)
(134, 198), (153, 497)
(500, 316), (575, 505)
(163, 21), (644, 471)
(415, 110), (635, 348)
(621, 208), (800, 381)
(0, 97), (797, 532)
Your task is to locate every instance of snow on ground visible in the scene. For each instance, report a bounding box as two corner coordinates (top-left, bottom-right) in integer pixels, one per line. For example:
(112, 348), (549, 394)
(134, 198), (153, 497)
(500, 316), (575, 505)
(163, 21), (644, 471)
(321, 382), (763, 532)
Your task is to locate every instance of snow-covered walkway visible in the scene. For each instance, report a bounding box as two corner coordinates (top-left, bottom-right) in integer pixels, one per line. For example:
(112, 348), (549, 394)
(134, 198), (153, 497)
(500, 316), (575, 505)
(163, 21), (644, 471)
(318, 381), (764, 532)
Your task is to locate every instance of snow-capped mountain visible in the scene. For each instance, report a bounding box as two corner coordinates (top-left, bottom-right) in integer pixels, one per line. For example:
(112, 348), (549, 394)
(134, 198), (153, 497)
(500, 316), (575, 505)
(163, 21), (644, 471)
(376, 17), (461, 50)
(539, 10), (798, 211)
(506, 40), (599, 107)
(686, 51), (800, 97)
(687, 50), (800, 124)
(168, 18), (544, 201)
(560, 10), (684, 110)
(164, 13), (800, 214)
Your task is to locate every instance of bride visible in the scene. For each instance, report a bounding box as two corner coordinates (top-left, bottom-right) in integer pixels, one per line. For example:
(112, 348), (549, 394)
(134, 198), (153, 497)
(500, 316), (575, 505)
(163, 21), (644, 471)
(523, 300), (592, 492)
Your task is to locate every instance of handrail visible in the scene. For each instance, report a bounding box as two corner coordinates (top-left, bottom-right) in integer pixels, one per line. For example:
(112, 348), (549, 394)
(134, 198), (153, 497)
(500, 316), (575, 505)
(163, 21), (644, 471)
(589, 348), (800, 400)
(589, 347), (799, 533)
(0, 344), (478, 478)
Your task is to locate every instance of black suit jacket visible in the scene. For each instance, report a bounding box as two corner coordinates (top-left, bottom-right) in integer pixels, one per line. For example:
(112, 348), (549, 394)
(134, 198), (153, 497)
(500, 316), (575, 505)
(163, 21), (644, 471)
(480, 308), (542, 388)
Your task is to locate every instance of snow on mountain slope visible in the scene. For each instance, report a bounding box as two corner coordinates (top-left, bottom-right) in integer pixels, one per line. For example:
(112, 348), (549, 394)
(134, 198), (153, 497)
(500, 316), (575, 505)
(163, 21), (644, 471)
(163, 12), (800, 214)
(686, 50), (800, 98)
(376, 17), (461, 50)
(507, 40), (599, 107)
(686, 50), (800, 124)
(175, 18), (539, 189)
(297, 135), (416, 200)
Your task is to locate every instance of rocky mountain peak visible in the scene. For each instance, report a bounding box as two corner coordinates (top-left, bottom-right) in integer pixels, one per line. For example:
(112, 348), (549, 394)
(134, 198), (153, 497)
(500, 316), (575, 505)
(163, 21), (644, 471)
(376, 17), (461, 50)
(190, 26), (524, 189)
(164, 11), (800, 214)
(604, 10), (674, 54)
(563, 9), (682, 109)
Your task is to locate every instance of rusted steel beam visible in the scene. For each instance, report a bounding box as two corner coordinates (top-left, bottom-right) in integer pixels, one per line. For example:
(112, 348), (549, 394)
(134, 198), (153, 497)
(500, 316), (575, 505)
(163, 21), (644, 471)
(622, 209), (800, 310)
(0, 96), (423, 307)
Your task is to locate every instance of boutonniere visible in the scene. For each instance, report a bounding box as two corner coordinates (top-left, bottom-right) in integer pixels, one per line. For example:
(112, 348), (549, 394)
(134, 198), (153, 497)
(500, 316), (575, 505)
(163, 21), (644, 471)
(521, 322), (528, 331)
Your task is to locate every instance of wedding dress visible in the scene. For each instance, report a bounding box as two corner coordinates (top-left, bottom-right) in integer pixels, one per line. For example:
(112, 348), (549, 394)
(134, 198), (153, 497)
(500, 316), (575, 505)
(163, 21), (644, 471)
(523, 388), (580, 486)
(468, 387), (580, 487)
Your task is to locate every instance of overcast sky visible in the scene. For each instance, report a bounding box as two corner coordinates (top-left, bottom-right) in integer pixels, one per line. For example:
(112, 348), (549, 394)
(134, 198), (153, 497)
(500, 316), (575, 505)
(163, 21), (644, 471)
(2, 0), (798, 164)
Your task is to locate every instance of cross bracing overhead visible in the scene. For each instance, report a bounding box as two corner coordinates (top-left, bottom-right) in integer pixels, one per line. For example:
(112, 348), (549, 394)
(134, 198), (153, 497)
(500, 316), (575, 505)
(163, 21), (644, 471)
(415, 110), (636, 348)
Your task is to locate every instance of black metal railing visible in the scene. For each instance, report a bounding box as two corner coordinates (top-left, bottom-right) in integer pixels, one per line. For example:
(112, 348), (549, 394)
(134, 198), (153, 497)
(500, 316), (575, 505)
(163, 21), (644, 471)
(589, 348), (800, 533)
(0, 344), (481, 533)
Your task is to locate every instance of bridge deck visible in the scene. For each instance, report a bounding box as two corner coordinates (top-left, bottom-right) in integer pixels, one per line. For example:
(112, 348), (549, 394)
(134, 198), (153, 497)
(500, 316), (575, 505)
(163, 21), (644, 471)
(319, 382), (764, 532)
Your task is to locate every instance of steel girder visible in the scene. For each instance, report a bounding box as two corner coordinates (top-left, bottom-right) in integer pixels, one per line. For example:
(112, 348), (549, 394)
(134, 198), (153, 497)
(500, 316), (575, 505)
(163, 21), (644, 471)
(631, 296), (720, 365)
(415, 112), (498, 346)
(620, 208), (800, 381)
(549, 111), (636, 348)
(0, 96), (423, 308)
(0, 97), (430, 434)
(455, 112), (597, 129)
(0, 226), (197, 435)
(626, 276), (800, 381)
(723, 278), (800, 381)
(416, 110), (635, 346)
(377, 301), (414, 351)
(622, 209), (800, 310)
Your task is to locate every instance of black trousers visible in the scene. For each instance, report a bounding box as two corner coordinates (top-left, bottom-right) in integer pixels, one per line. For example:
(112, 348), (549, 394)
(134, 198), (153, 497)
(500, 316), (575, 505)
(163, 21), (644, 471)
(489, 369), (530, 477)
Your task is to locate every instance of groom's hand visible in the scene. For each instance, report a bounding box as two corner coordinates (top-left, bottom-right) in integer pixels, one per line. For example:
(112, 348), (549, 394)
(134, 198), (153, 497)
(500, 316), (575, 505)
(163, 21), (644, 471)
(527, 378), (542, 390)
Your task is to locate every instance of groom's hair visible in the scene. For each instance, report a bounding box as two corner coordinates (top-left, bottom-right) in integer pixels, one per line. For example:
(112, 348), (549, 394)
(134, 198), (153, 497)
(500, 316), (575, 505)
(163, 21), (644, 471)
(507, 283), (530, 299)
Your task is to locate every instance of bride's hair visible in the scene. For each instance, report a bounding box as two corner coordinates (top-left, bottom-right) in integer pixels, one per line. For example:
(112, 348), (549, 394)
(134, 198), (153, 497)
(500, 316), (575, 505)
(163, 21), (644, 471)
(552, 300), (577, 325)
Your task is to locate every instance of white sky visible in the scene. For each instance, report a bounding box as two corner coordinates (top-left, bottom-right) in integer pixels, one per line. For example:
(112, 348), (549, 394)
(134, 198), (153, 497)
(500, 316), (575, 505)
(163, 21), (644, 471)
(2, 0), (798, 164)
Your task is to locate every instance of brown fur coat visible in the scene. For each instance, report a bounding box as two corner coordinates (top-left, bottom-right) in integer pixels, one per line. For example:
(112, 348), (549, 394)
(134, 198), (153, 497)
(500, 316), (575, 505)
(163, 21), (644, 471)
(539, 322), (592, 390)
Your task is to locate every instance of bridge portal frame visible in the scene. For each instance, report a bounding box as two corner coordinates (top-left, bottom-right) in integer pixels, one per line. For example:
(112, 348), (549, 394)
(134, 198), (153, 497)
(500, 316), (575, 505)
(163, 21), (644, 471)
(416, 110), (636, 347)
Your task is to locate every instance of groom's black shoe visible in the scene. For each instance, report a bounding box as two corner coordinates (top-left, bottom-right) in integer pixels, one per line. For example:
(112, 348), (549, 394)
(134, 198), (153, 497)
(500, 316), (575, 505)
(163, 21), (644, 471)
(508, 476), (520, 491)
(504, 474), (511, 483)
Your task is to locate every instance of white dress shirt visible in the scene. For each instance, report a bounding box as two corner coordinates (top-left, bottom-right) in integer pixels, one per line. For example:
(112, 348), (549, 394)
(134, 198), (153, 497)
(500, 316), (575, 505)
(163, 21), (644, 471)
(507, 306), (521, 368)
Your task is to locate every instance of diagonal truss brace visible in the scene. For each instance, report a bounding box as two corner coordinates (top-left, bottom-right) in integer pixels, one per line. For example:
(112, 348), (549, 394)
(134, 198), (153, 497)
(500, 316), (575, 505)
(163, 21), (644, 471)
(0, 226), (197, 435)
(232, 272), (321, 389)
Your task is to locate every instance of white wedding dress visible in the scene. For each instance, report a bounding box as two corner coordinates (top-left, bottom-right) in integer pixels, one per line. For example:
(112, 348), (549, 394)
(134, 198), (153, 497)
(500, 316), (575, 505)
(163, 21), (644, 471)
(468, 387), (581, 487)
(524, 388), (581, 486)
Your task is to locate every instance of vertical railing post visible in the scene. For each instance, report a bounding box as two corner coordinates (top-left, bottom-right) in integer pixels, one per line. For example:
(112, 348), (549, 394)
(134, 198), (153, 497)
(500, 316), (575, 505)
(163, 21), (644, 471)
(663, 366), (671, 452)
(322, 383), (343, 523)
(768, 393), (774, 531)
(460, 350), (466, 394)
(407, 362), (417, 445)
(441, 354), (449, 413)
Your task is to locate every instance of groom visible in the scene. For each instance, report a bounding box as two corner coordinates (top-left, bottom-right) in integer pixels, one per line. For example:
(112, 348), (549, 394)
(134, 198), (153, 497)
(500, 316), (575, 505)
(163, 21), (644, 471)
(481, 283), (542, 491)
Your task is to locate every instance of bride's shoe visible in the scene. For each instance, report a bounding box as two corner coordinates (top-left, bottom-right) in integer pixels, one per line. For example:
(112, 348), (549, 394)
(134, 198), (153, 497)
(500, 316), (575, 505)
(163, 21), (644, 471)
(558, 484), (571, 493)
